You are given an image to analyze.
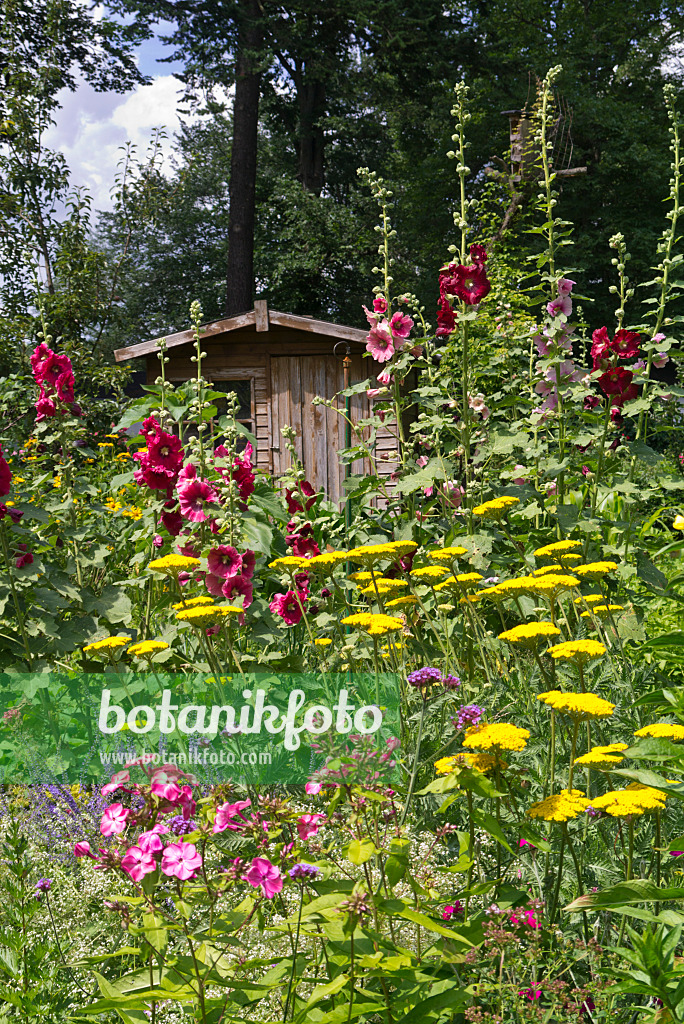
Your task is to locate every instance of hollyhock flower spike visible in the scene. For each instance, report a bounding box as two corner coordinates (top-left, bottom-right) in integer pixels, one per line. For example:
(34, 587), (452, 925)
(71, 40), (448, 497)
(243, 856), (283, 898)
(231, 443), (256, 500)
(161, 842), (203, 880)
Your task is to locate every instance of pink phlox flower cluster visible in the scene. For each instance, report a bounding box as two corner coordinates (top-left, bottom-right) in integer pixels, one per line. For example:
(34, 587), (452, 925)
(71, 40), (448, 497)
(213, 799), (252, 833)
(243, 856), (283, 898)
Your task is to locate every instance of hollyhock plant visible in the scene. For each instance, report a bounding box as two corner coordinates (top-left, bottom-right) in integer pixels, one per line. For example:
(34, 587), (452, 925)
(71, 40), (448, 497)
(365, 320), (395, 362)
(207, 545), (243, 579)
(161, 842), (203, 880)
(121, 845), (158, 882)
(178, 472), (220, 523)
(0, 446), (11, 496)
(31, 344), (78, 420)
(243, 856), (283, 898)
(270, 590), (305, 625)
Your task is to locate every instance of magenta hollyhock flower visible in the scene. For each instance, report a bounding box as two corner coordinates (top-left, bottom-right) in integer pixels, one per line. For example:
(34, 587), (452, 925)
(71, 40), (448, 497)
(591, 326), (612, 370)
(204, 572), (225, 597)
(243, 856), (283, 898)
(233, 447), (256, 501)
(670, 851), (684, 857)
(213, 799), (252, 833)
(270, 591), (304, 625)
(365, 320), (395, 362)
(373, 295), (388, 313)
(436, 296), (457, 336)
(390, 311), (414, 338)
(35, 390), (57, 421)
(296, 813), (327, 840)
(161, 842), (203, 880)
(178, 476), (220, 522)
(290, 531), (320, 558)
(450, 263), (491, 305)
(285, 481), (317, 514)
(0, 504), (23, 523)
(207, 544), (243, 579)
(147, 429), (184, 476)
(0, 447), (11, 496)
(584, 394), (601, 410)
(240, 549), (256, 579)
(611, 329), (641, 359)
(100, 803), (130, 836)
(121, 845), (158, 882)
(222, 574), (253, 609)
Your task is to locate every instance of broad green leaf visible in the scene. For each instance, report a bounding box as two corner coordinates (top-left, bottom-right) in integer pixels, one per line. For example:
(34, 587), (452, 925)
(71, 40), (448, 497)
(347, 838), (375, 865)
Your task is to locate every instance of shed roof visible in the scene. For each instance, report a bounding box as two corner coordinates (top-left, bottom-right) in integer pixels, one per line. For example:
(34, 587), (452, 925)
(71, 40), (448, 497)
(114, 300), (369, 363)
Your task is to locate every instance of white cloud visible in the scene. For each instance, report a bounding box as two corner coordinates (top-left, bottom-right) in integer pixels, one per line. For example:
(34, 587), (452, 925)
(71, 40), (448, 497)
(44, 75), (189, 211)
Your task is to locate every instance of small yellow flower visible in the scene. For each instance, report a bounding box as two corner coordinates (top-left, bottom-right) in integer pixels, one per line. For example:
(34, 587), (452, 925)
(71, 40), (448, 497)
(341, 612), (404, 636)
(269, 556), (311, 570)
(463, 722), (530, 752)
(537, 690), (614, 720)
(128, 640), (170, 657)
(83, 636), (130, 654)
(313, 638), (333, 646)
(574, 561), (618, 581)
(176, 605), (243, 626)
(149, 554), (201, 574)
(435, 756), (460, 776)
(546, 639), (606, 663)
(172, 596), (216, 610)
(528, 790), (587, 822)
(580, 604), (624, 620)
(673, 515), (684, 531)
(410, 565), (451, 580)
(472, 496), (520, 519)
(634, 723), (684, 741)
(425, 546), (469, 562)
(98, 442), (114, 449)
(534, 539), (582, 558)
(498, 622), (561, 648)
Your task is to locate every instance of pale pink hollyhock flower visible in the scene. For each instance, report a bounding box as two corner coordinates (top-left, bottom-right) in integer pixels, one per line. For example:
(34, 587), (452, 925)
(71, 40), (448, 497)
(305, 781), (323, 795)
(468, 393), (490, 420)
(377, 367), (393, 385)
(243, 856), (283, 898)
(513, 465), (527, 485)
(74, 841), (95, 858)
(365, 321), (395, 363)
(121, 845), (158, 882)
(390, 310), (414, 338)
(442, 482), (465, 508)
(213, 800), (252, 833)
(653, 352), (670, 369)
(363, 305), (378, 327)
(100, 803), (129, 836)
(557, 278), (576, 298)
(632, 359), (646, 372)
(296, 813), (327, 840)
(101, 770), (131, 797)
(545, 481), (558, 495)
(416, 455), (429, 467)
(653, 332), (666, 344)
(161, 842), (203, 880)
(547, 295), (572, 318)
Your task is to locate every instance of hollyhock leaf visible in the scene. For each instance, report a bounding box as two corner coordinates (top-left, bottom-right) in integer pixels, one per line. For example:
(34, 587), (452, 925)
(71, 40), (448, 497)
(93, 586), (132, 624)
(635, 551), (668, 592)
(241, 518), (273, 555)
(250, 491), (290, 523)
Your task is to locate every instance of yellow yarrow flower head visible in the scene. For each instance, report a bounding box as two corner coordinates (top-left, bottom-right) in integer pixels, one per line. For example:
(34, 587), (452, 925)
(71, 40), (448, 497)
(410, 565), (451, 580)
(534, 539), (583, 559)
(128, 640), (169, 658)
(466, 751), (507, 774)
(359, 577), (408, 592)
(574, 594), (604, 606)
(386, 595), (418, 608)
(574, 750), (625, 768)
(634, 723), (684, 742)
(528, 790), (587, 822)
(533, 563), (563, 576)
(349, 571), (373, 582)
(581, 604), (624, 620)
(528, 574), (579, 597)
(589, 786), (666, 817)
(149, 554), (201, 575)
(478, 585), (506, 601)
(546, 639), (606, 664)
(593, 743), (629, 754)
(674, 515), (684, 531)
(434, 572), (484, 593)
(498, 622), (562, 649)
(472, 495), (520, 520)
(269, 556), (311, 571)
(307, 552), (348, 573)
(172, 596), (215, 610)
(463, 722), (530, 752)
(341, 612), (404, 636)
(346, 541), (417, 565)
(176, 605), (243, 626)
(83, 636), (130, 654)
(313, 638), (333, 646)
(435, 756), (460, 776)
(574, 561), (618, 581)
(426, 546), (469, 562)
(537, 690), (615, 721)
(495, 576), (539, 596)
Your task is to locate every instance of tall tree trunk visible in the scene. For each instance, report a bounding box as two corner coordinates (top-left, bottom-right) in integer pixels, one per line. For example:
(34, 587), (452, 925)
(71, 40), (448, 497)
(225, 0), (261, 316)
(296, 78), (326, 194)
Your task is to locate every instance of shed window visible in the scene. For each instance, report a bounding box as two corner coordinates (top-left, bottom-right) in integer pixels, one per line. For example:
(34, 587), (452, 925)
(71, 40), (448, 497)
(210, 379), (254, 449)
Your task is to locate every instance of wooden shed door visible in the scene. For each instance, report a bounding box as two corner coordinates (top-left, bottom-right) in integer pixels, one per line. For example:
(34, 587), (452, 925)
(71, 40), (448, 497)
(270, 354), (368, 504)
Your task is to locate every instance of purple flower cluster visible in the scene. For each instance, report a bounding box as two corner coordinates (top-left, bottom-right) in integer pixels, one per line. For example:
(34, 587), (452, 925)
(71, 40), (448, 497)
(288, 862), (321, 881)
(454, 704), (485, 731)
(167, 814), (197, 835)
(407, 667), (461, 690)
(34, 877), (51, 900)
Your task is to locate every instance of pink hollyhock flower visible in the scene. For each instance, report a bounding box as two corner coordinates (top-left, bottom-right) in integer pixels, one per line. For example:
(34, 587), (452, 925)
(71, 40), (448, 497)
(591, 326), (612, 370)
(305, 781), (323, 795)
(204, 572), (225, 597)
(598, 367), (638, 406)
(207, 544), (243, 579)
(469, 243), (488, 266)
(611, 329), (641, 359)
(285, 481), (317, 514)
(390, 311), (414, 338)
(557, 278), (576, 298)
(468, 393), (490, 419)
(243, 856), (283, 898)
(442, 482), (465, 508)
(222, 573), (253, 608)
(121, 845), (158, 882)
(296, 813), (327, 840)
(436, 297), (457, 336)
(366, 321), (395, 362)
(213, 799), (252, 833)
(270, 590), (304, 625)
(366, 388), (384, 399)
(161, 842), (203, 880)
(178, 476), (220, 522)
(239, 549), (255, 579)
(449, 263), (491, 305)
(0, 448), (11, 496)
(177, 461), (197, 485)
(15, 545), (33, 568)
(670, 851), (684, 857)
(533, 332), (551, 357)
(363, 304), (378, 327)
(35, 390), (57, 421)
(416, 455), (429, 467)
(547, 295), (572, 318)
(160, 501), (183, 536)
(100, 803), (130, 836)
(74, 841), (95, 858)
(373, 295), (388, 313)
(55, 369), (75, 404)
(653, 351), (670, 369)
(0, 504), (23, 523)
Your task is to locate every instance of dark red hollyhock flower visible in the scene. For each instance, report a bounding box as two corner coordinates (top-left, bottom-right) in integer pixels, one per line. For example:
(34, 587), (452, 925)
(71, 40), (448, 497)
(590, 326), (612, 371)
(285, 480), (317, 514)
(450, 263), (491, 305)
(160, 500), (183, 537)
(598, 367), (638, 407)
(0, 504), (23, 523)
(291, 532), (320, 558)
(610, 407), (624, 427)
(0, 445), (11, 496)
(15, 544), (33, 569)
(436, 297), (457, 336)
(584, 394), (601, 411)
(147, 430), (184, 477)
(469, 243), (488, 266)
(610, 329), (641, 359)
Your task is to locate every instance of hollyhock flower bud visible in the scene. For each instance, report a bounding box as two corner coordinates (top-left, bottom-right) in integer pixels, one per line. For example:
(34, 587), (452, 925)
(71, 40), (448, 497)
(153, 534), (163, 548)
(653, 352), (670, 369)
(377, 367), (393, 386)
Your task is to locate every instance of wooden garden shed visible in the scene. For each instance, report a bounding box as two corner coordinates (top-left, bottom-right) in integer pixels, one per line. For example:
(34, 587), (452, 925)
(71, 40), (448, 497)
(114, 301), (394, 503)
